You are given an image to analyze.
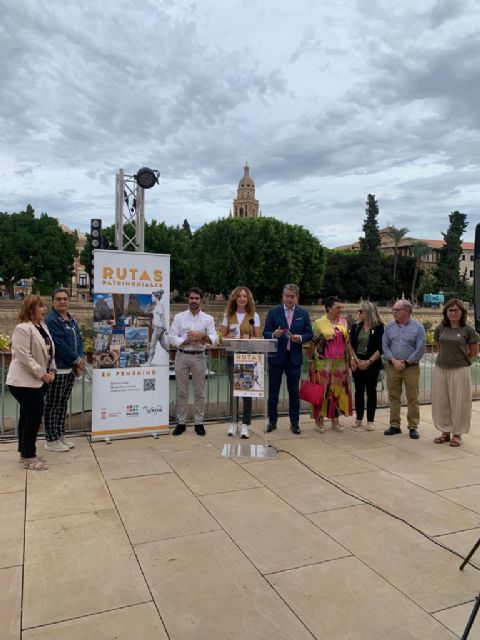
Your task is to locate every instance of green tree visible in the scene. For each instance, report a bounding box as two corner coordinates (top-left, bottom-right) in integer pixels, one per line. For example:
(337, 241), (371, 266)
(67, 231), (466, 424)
(410, 242), (430, 303)
(436, 211), (468, 294)
(192, 217), (326, 302)
(0, 206), (76, 297)
(144, 220), (193, 294)
(321, 250), (360, 300)
(357, 194), (383, 298)
(386, 225), (409, 298)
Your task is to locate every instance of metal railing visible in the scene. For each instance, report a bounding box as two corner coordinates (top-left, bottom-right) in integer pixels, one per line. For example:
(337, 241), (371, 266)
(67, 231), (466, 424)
(2, 346), (480, 440)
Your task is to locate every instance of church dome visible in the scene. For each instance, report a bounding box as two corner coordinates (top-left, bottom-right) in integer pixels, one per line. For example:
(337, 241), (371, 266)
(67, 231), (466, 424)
(238, 163), (255, 188)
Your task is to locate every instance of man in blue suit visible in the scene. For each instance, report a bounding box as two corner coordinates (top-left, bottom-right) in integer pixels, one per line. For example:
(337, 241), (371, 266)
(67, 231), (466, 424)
(263, 284), (313, 434)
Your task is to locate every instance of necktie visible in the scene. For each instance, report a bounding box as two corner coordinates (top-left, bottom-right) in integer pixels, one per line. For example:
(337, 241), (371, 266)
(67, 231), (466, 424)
(286, 309), (293, 349)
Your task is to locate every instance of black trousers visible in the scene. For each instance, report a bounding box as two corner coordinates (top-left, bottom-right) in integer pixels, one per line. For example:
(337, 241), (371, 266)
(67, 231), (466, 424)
(267, 351), (301, 426)
(352, 360), (381, 423)
(8, 385), (46, 459)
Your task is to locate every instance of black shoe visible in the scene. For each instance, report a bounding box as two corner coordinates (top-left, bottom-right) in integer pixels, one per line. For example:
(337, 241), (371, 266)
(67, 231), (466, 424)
(290, 424), (301, 434)
(266, 423), (277, 433)
(409, 429), (420, 439)
(384, 426), (402, 436)
(194, 424), (206, 436)
(172, 424), (186, 436)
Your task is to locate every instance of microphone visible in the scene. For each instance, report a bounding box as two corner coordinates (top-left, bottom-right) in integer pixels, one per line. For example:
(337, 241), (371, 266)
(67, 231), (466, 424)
(249, 319), (255, 326)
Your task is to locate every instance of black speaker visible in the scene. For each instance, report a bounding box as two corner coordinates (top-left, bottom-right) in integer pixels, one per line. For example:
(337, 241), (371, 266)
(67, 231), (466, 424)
(474, 223), (480, 332)
(90, 219), (102, 297)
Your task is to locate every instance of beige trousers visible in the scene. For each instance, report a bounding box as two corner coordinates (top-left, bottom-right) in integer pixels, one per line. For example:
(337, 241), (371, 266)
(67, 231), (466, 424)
(175, 351), (207, 424)
(385, 363), (420, 429)
(431, 366), (472, 435)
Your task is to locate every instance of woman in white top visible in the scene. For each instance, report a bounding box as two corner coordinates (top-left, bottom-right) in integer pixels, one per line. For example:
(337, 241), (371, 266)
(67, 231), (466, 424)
(220, 286), (261, 438)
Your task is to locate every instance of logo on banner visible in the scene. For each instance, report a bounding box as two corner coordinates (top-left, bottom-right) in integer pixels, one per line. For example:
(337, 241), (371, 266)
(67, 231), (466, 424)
(126, 404), (140, 416)
(101, 266), (163, 288)
(143, 404), (163, 415)
(101, 408), (107, 420)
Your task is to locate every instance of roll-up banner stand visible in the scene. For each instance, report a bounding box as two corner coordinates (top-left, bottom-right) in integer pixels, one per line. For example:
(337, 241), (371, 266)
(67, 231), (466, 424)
(91, 250), (171, 441)
(475, 224), (480, 333)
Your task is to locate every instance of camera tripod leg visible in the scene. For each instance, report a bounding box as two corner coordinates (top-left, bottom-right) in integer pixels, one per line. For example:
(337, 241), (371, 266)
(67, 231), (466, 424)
(460, 537), (480, 571)
(461, 593), (480, 639)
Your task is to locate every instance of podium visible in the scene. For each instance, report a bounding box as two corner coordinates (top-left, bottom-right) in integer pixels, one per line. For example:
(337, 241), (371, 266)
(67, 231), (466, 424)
(221, 338), (277, 459)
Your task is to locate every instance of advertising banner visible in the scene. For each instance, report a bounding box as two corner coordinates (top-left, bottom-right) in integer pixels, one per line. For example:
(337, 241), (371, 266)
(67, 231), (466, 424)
(233, 353), (264, 398)
(91, 250), (170, 439)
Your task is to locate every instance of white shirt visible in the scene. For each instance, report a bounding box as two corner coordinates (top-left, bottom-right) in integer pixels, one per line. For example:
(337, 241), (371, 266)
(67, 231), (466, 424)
(169, 309), (217, 351)
(153, 302), (166, 328)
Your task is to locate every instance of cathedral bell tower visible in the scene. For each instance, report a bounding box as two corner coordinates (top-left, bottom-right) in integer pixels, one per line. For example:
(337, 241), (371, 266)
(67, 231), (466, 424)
(232, 163), (259, 218)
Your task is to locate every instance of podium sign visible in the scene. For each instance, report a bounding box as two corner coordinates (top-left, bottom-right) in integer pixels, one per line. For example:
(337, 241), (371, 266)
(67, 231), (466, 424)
(222, 338), (277, 460)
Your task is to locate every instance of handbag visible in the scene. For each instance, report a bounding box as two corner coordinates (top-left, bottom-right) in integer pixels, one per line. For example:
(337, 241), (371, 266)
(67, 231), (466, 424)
(299, 378), (325, 405)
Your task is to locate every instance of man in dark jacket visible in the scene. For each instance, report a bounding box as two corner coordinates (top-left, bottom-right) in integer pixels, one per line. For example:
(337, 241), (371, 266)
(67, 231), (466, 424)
(263, 284), (312, 434)
(44, 289), (84, 452)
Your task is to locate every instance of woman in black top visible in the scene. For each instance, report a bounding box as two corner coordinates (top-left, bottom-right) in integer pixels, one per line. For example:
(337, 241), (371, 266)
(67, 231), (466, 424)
(349, 301), (384, 431)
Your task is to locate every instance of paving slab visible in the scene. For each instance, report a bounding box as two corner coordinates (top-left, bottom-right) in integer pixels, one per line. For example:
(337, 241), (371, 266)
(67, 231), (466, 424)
(163, 446), (262, 495)
(309, 504), (479, 611)
(0, 451), (25, 493)
(336, 469), (480, 535)
(434, 601), (480, 639)
(269, 555), (456, 639)
(109, 473), (220, 545)
(0, 491), (24, 568)
(93, 438), (173, 479)
(439, 484), (480, 514)
(26, 461), (113, 521)
(0, 566), (21, 640)
(136, 530), (314, 640)
(23, 509), (150, 629)
(23, 602), (167, 640)
(275, 438), (377, 476)
(242, 455), (360, 514)
(434, 528), (480, 560)
(201, 486), (348, 574)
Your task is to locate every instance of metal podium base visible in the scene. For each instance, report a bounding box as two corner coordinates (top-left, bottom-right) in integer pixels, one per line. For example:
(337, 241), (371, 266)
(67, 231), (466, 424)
(221, 443), (277, 459)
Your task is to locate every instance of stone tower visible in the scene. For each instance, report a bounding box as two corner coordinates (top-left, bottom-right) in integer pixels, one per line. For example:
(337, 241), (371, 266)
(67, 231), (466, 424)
(232, 163), (259, 218)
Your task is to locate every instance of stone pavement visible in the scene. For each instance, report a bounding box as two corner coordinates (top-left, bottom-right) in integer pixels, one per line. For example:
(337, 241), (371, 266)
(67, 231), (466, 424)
(2, 404), (480, 639)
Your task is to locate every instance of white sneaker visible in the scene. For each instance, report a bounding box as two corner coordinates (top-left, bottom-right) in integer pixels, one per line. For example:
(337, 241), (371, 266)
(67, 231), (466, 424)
(59, 435), (75, 449)
(353, 419), (362, 428)
(365, 422), (375, 431)
(227, 423), (237, 437)
(240, 424), (250, 439)
(45, 439), (69, 452)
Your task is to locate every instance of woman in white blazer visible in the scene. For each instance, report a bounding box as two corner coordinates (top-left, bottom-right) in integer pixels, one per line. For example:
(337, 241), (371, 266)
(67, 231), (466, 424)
(7, 295), (56, 470)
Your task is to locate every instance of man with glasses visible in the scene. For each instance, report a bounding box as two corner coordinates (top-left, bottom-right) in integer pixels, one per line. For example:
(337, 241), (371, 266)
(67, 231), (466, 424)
(44, 289), (84, 451)
(382, 299), (425, 439)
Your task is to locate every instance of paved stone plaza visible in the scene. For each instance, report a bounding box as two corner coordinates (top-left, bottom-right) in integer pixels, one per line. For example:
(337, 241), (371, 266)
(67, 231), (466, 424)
(2, 404), (480, 639)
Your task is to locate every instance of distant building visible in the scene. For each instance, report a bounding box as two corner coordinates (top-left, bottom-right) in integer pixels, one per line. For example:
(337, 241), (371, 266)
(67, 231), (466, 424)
(334, 227), (474, 283)
(230, 163), (260, 219)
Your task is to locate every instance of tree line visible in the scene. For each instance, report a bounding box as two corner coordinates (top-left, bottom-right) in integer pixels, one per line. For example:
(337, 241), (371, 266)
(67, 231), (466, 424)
(0, 200), (472, 303)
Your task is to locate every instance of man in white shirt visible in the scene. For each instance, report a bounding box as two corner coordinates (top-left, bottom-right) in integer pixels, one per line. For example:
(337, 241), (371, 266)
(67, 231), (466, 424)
(169, 288), (217, 436)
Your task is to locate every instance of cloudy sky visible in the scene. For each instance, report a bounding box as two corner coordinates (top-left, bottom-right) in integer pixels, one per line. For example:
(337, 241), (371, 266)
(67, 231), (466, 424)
(1, 0), (479, 248)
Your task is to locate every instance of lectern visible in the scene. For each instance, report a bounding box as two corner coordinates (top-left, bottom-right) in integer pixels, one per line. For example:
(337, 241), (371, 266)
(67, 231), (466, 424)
(221, 338), (277, 459)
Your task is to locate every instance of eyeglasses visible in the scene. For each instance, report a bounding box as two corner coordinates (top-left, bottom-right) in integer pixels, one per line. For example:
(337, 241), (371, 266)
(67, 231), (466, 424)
(391, 308), (406, 313)
(447, 308), (460, 313)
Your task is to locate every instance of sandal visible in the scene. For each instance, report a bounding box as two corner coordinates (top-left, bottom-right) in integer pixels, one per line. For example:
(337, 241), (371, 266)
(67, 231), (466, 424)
(331, 419), (344, 432)
(434, 433), (450, 444)
(19, 454), (46, 463)
(24, 458), (49, 471)
(450, 435), (461, 447)
(315, 418), (325, 433)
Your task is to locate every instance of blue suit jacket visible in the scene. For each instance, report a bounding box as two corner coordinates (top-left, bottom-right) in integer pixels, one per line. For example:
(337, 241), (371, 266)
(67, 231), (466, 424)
(263, 305), (313, 367)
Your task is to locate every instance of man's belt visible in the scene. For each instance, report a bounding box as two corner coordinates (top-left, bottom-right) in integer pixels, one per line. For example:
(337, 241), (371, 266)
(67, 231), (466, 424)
(178, 348), (204, 354)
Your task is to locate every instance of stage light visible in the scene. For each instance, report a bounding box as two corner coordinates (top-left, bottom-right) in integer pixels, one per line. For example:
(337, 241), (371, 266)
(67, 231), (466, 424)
(135, 167), (160, 189)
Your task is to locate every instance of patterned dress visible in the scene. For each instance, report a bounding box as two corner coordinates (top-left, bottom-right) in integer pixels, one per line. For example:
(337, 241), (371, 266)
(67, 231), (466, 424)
(310, 321), (352, 420)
